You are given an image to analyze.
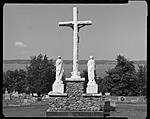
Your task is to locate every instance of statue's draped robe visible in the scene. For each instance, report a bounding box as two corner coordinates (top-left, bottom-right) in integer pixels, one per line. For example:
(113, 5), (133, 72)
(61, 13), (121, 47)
(87, 59), (95, 83)
(55, 59), (64, 83)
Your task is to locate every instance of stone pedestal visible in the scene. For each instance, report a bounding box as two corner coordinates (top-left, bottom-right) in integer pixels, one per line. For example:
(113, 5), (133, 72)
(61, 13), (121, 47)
(86, 82), (98, 93)
(52, 82), (64, 93)
(66, 77), (85, 94)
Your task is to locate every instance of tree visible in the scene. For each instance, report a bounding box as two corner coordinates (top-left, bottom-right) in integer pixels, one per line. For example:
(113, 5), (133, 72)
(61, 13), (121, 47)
(81, 70), (88, 93)
(136, 64), (147, 96)
(3, 69), (27, 93)
(102, 55), (138, 96)
(96, 76), (103, 93)
(26, 54), (56, 96)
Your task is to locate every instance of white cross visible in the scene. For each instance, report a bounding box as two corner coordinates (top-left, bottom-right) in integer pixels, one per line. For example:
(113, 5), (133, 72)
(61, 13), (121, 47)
(58, 7), (92, 78)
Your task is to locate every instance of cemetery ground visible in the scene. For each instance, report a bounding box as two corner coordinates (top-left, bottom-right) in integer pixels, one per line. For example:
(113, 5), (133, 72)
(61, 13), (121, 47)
(3, 97), (147, 119)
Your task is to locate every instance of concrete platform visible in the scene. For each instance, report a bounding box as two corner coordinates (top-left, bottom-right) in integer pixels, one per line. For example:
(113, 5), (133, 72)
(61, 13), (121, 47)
(46, 111), (110, 117)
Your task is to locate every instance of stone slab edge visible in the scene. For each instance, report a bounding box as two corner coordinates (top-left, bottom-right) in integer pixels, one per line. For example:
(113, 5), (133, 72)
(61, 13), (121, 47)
(82, 93), (104, 97)
(48, 93), (68, 97)
(65, 77), (85, 82)
(46, 111), (110, 117)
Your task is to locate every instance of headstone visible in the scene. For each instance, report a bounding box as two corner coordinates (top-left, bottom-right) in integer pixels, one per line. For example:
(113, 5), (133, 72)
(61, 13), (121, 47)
(11, 90), (18, 97)
(14, 91), (19, 97)
(33, 93), (38, 97)
(105, 92), (110, 96)
(12, 90), (16, 96)
(19, 93), (23, 96)
(4, 89), (10, 100)
(110, 101), (116, 107)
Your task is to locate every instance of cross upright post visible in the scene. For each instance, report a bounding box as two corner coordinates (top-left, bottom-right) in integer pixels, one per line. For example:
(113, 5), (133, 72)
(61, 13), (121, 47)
(58, 7), (92, 78)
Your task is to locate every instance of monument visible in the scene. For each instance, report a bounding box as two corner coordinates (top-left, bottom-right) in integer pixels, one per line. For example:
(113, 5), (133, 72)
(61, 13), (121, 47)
(46, 7), (109, 117)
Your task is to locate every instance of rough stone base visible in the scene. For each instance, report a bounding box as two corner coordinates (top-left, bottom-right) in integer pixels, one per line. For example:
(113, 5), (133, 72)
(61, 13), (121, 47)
(52, 83), (64, 93)
(46, 111), (110, 117)
(86, 83), (98, 93)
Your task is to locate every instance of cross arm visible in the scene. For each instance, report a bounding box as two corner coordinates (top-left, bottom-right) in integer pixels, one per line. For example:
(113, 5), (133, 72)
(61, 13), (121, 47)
(78, 20), (92, 29)
(58, 21), (74, 28)
(78, 20), (92, 25)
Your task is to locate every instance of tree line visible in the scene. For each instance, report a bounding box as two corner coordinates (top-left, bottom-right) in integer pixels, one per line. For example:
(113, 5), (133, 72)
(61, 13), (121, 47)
(3, 54), (147, 96)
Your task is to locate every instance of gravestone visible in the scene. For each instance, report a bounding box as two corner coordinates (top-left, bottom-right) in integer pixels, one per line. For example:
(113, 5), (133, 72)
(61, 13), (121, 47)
(33, 93), (38, 97)
(105, 92), (110, 96)
(4, 89), (10, 100)
(12, 90), (19, 97)
(12, 90), (15, 96)
(14, 91), (19, 97)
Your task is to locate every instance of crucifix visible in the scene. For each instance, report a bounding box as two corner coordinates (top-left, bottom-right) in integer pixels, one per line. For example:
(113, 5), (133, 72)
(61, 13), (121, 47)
(58, 7), (92, 78)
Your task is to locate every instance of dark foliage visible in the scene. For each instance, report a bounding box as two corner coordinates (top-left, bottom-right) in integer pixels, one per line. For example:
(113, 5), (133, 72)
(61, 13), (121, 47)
(3, 54), (147, 96)
(99, 55), (146, 96)
(26, 54), (56, 96)
(3, 69), (27, 93)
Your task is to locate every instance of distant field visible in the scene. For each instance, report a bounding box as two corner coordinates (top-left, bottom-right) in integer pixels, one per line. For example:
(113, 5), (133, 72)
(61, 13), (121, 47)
(3, 63), (141, 78)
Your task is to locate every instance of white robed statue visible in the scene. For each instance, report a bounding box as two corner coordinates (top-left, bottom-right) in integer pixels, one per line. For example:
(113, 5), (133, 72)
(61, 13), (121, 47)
(87, 56), (96, 84)
(55, 56), (64, 84)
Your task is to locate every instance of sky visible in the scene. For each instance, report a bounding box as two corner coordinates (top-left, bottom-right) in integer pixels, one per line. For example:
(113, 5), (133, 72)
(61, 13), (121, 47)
(3, 2), (147, 60)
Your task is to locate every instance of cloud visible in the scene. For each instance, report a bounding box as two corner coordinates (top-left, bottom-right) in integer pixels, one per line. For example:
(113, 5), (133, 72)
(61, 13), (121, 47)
(14, 41), (27, 48)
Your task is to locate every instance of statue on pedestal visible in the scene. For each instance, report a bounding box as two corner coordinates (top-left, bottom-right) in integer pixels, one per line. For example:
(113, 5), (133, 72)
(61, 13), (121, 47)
(55, 56), (64, 84)
(87, 56), (96, 84)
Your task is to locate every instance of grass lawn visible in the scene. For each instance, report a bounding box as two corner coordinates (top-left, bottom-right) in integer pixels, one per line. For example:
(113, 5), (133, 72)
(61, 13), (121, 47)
(110, 103), (147, 119)
(3, 102), (147, 119)
(3, 103), (49, 117)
